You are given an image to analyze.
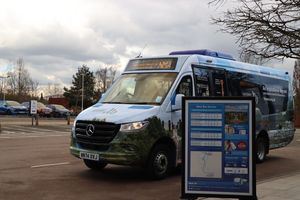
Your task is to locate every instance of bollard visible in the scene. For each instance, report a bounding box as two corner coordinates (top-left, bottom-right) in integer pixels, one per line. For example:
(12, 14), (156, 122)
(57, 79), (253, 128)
(35, 114), (39, 126)
(0, 121), (2, 133)
(67, 113), (70, 125)
(32, 115), (34, 126)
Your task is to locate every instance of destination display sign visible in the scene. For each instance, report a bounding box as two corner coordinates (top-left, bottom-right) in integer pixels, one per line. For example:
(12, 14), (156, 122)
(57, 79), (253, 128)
(181, 97), (257, 200)
(125, 58), (177, 71)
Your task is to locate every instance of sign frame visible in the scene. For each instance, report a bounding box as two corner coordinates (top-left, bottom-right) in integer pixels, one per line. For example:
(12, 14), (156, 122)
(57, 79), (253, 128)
(181, 97), (256, 200)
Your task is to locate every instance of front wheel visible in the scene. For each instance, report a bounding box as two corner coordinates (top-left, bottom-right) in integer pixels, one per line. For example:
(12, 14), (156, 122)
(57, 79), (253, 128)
(256, 137), (267, 163)
(83, 159), (107, 170)
(6, 110), (12, 115)
(147, 145), (172, 180)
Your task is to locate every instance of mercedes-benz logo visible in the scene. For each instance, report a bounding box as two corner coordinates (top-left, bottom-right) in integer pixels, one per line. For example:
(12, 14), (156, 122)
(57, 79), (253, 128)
(86, 124), (95, 136)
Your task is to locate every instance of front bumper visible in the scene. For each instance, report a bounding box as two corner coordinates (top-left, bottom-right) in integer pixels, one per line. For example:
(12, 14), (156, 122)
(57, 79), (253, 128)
(70, 129), (155, 166)
(70, 145), (140, 165)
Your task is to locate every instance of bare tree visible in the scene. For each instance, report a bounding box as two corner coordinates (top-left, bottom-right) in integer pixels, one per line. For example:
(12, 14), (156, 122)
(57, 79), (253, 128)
(29, 80), (39, 97)
(7, 71), (17, 94)
(239, 51), (266, 65)
(213, 0), (300, 60)
(5, 58), (40, 100)
(95, 66), (117, 94)
(7, 58), (32, 96)
(46, 83), (63, 96)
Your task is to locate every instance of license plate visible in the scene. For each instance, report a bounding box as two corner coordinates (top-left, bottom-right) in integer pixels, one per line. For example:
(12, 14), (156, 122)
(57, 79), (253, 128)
(79, 152), (99, 161)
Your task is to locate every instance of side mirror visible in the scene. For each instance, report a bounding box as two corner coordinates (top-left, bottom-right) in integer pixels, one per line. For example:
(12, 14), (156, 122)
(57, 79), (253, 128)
(172, 94), (184, 111)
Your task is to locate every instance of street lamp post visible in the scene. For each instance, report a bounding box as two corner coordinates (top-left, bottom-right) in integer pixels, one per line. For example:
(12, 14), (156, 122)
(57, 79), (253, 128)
(81, 73), (84, 111)
(0, 75), (10, 101)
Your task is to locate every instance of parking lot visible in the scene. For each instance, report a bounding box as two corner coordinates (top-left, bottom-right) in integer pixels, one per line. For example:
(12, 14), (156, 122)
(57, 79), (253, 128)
(1, 117), (300, 200)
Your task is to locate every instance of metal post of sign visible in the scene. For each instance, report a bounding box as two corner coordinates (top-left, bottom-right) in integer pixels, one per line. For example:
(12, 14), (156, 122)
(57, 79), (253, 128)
(67, 113), (70, 125)
(81, 73), (84, 111)
(239, 197), (258, 200)
(30, 100), (38, 126)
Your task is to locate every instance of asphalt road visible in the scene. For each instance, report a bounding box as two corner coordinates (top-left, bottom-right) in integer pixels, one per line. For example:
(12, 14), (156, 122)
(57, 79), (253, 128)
(0, 117), (300, 200)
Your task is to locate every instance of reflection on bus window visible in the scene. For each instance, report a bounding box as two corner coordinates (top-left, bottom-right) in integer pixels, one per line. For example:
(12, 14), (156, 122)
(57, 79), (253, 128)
(194, 68), (210, 96)
(176, 76), (192, 96)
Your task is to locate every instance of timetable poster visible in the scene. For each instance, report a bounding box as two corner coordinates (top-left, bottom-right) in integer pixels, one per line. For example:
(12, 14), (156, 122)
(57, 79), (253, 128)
(182, 97), (256, 199)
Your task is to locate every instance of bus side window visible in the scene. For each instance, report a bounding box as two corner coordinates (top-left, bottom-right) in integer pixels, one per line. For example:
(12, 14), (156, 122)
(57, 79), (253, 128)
(211, 70), (227, 96)
(227, 72), (245, 96)
(176, 76), (192, 96)
(238, 75), (269, 115)
(194, 68), (210, 96)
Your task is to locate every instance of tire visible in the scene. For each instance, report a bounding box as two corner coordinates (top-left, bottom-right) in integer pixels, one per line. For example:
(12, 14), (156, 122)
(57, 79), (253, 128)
(147, 145), (172, 180)
(6, 110), (12, 115)
(256, 136), (267, 163)
(83, 159), (107, 170)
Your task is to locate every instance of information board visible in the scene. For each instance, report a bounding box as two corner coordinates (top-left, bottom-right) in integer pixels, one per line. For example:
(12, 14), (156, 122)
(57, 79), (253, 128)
(30, 100), (37, 115)
(181, 97), (256, 200)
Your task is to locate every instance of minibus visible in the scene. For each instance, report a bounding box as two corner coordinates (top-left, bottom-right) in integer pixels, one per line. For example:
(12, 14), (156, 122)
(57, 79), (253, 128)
(70, 49), (294, 179)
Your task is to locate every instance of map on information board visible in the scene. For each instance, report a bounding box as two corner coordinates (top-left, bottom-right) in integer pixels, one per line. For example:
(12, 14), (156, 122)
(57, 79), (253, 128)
(190, 151), (222, 178)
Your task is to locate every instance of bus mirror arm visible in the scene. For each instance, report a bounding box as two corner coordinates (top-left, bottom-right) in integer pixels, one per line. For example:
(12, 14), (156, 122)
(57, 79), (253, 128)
(172, 94), (184, 111)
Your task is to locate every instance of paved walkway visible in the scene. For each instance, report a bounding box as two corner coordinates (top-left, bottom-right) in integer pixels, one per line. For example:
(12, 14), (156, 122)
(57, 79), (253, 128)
(197, 172), (300, 200)
(255, 172), (300, 200)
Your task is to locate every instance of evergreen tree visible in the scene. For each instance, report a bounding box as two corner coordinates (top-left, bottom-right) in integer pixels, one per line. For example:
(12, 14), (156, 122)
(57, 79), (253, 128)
(64, 65), (96, 110)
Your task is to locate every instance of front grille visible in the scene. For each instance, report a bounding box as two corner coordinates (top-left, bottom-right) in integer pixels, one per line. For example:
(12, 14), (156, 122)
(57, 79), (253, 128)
(75, 120), (120, 147)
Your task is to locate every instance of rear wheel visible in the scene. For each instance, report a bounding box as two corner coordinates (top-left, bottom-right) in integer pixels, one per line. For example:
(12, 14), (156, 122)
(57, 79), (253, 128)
(147, 145), (172, 180)
(83, 159), (107, 170)
(256, 136), (267, 163)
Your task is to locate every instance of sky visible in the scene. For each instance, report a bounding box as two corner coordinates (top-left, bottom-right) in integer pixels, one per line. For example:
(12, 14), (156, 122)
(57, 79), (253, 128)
(0, 0), (295, 94)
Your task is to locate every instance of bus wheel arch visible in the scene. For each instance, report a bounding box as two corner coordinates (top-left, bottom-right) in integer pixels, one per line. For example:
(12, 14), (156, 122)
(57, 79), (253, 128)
(146, 137), (176, 179)
(256, 131), (269, 163)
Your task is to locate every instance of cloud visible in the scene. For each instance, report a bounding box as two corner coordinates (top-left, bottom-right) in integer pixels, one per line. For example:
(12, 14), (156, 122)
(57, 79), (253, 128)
(0, 0), (294, 90)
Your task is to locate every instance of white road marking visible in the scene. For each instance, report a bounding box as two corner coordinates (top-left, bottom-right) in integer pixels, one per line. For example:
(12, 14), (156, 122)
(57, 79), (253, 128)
(0, 134), (68, 139)
(31, 162), (70, 168)
(4, 125), (70, 133)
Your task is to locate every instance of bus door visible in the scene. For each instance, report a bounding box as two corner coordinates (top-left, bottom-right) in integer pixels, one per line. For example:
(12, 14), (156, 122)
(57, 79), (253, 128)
(192, 65), (228, 97)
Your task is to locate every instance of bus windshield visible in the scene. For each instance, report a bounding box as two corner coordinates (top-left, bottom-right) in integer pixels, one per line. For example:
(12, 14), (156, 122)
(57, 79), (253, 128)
(101, 73), (177, 105)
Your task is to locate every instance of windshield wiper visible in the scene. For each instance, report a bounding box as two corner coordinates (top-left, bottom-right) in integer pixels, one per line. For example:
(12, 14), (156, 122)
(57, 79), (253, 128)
(102, 102), (158, 105)
(102, 102), (124, 104)
(132, 102), (159, 105)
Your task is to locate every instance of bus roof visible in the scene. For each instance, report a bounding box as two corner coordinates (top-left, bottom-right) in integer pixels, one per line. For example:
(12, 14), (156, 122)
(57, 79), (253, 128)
(124, 50), (290, 81)
(195, 54), (289, 80)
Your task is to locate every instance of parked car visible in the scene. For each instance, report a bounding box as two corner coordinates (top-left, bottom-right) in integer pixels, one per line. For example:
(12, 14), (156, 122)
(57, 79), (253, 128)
(0, 100), (28, 115)
(47, 104), (70, 118)
(21, 101), (53, 117)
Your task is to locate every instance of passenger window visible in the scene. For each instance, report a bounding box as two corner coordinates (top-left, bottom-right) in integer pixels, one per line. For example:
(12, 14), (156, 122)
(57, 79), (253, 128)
(212, 71), (227, 96)
(176, 76), (192, 96)
(193, 66), (228, 97)
(193, 68), (210, 96)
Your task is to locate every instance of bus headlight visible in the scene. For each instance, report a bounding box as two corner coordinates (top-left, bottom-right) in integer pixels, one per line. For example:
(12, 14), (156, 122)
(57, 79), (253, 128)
(120, 121), (149, 132)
